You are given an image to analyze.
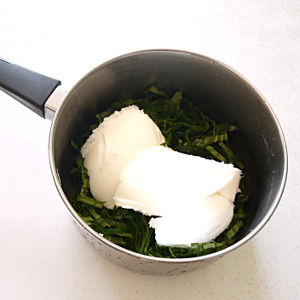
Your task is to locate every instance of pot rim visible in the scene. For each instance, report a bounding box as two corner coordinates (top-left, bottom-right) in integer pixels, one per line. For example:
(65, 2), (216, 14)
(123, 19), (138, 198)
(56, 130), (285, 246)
(48, 49), (288, 263)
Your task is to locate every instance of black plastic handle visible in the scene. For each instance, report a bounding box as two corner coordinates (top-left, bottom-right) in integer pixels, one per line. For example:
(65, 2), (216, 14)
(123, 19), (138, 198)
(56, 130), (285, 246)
(0, 58), (61, 118)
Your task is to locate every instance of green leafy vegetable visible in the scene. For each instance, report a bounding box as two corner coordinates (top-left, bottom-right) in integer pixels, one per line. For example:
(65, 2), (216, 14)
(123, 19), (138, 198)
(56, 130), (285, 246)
(70, 87), (249, 258)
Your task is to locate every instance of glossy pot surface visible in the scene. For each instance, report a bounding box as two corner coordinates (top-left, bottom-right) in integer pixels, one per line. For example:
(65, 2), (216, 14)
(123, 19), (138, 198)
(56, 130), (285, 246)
(48, 50), (287, 275)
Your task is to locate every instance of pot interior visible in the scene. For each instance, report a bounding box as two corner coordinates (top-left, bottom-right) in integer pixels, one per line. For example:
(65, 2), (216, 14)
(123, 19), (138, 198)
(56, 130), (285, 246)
(50, 50), (287, 249)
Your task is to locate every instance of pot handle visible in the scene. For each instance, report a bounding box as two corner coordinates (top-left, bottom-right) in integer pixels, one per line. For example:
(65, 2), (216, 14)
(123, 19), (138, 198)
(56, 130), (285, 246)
(0, 58), (61, 118)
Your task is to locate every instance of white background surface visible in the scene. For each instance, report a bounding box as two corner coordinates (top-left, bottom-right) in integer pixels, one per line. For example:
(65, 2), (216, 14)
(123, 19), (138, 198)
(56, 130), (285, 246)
(0, 1), (299, 299)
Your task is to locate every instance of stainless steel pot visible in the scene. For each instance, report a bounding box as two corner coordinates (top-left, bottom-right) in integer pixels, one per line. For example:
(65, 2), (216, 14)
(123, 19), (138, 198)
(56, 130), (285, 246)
(0, 50), (288, 275)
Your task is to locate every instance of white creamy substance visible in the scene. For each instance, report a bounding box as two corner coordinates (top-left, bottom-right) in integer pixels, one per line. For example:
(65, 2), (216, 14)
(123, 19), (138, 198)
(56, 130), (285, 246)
(81, 105), (242, 247)
(115, 146), (241, 247)
(81, 105), (165, 209)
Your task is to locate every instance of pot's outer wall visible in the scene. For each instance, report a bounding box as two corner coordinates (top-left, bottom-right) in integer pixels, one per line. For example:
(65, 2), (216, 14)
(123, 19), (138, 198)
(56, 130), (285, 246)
(49, 50), (287, 275)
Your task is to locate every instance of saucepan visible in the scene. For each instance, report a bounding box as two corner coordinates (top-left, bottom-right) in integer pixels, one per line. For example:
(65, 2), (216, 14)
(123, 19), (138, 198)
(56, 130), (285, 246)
(0, 50), (288, 275)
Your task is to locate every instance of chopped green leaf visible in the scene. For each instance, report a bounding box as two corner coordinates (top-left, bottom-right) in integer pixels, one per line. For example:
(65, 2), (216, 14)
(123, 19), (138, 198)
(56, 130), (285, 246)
(70, 87), (249, 258)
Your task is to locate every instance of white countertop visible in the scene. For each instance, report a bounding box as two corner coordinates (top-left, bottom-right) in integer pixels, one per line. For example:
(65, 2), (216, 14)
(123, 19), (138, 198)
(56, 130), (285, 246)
(1, 1), (299, 299)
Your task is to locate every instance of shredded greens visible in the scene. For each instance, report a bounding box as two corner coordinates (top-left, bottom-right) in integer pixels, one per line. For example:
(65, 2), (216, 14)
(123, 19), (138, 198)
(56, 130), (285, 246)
(70, 86), (249, 258)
